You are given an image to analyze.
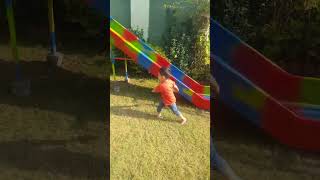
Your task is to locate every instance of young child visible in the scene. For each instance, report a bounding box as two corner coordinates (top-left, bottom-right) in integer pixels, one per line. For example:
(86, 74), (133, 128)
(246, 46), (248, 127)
(152, 67), (187, 124)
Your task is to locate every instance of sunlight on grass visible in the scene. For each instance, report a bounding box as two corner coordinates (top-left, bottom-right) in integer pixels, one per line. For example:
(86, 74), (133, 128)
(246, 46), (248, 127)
(110, 76), (210, 179)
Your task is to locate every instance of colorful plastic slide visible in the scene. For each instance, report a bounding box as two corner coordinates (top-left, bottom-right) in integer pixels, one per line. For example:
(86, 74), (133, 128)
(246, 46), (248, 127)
(211, 19), (320, 151)
(110, 17), (210, 110)
(85, 0), (209, 110)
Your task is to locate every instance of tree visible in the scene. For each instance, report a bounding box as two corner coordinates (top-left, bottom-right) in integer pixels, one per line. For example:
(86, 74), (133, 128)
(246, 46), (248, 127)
(213, 0), (320, 75)
(163, 0), (210, 81)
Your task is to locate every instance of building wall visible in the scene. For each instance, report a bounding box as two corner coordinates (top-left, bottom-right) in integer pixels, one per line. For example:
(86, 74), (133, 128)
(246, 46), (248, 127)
(111, 0), (181, 45)
(148, 0), (176, 44)
(110, 0), (131, 28)
(131, 0), (150, 40)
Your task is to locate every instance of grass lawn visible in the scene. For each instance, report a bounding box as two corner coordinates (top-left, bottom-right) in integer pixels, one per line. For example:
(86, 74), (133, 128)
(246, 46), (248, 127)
(212, 102), (320, 180)
(110, 76), (210, 179)
(0, 40), (108, 179)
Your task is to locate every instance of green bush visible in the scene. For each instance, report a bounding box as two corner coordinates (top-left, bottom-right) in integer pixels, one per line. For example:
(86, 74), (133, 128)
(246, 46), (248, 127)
(163, 0), (210, 81)
(213, 0), (320, 70)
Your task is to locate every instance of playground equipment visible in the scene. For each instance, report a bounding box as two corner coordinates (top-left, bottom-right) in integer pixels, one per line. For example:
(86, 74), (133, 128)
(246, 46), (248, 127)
(47, 0), (63, 67)
(110, 53), (132, 82)
(3, 0), (104, 91)
(4, 0), (62, 67)
(211, 19), (320, 151)
(4, 0), (63, 96)
(5, 0), (109, 70)
(5, 0), (30, 96)
(110, 17), (210, 110)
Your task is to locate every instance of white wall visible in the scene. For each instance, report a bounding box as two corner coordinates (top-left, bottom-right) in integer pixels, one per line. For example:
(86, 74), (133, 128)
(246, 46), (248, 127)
(130, 0), (150, 40)
(111, 0), (131, 27)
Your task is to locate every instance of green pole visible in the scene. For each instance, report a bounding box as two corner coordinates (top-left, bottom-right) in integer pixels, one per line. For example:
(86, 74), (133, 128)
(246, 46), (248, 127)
(5, 0), (19, 62)
(112, 62), (116, 81)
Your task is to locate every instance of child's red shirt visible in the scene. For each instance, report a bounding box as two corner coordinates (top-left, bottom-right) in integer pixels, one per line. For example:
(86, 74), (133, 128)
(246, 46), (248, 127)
(154, 79), (177, 106)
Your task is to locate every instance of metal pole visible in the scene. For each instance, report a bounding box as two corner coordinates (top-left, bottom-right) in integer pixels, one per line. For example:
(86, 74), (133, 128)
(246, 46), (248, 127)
(112, 60), (116, 81)
(110, 47), (116, 80)
(5, 0), (19, 62)
(5, 0), (21, 80)
(48, 0), (57, 54)
(125, 60), (129, 82)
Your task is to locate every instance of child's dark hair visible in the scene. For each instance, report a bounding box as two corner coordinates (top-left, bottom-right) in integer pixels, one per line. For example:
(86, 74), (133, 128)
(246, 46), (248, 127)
(159, 67), (171, 79)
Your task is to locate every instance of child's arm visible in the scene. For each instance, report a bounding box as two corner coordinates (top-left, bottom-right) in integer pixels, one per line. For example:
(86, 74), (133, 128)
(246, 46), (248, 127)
(173, 83), (179, 93)
(152, 88), (157, 93)
(152, 85), (160, 93)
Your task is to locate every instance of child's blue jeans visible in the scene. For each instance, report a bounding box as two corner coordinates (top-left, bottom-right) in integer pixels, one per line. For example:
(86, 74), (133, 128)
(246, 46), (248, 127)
(211, 136), (241, 180)
(157, 101), (181, 116)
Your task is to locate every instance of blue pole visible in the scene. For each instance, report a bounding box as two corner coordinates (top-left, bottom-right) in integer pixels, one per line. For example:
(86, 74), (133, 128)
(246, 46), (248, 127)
(125, 60), (129, 82)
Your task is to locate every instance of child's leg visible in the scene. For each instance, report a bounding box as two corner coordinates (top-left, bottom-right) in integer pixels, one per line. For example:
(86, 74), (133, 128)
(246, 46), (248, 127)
(169, 103), (187, 124)
(212, 139), (242, 180)
(157, 101), (165, 118)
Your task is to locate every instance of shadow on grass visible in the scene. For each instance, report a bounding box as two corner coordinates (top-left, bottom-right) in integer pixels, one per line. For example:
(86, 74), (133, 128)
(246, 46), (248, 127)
(110, 81), (158, 102)
(110, 105), (181, 124)
(0, 136), (107, 178)
(0, 59), (107, 124)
